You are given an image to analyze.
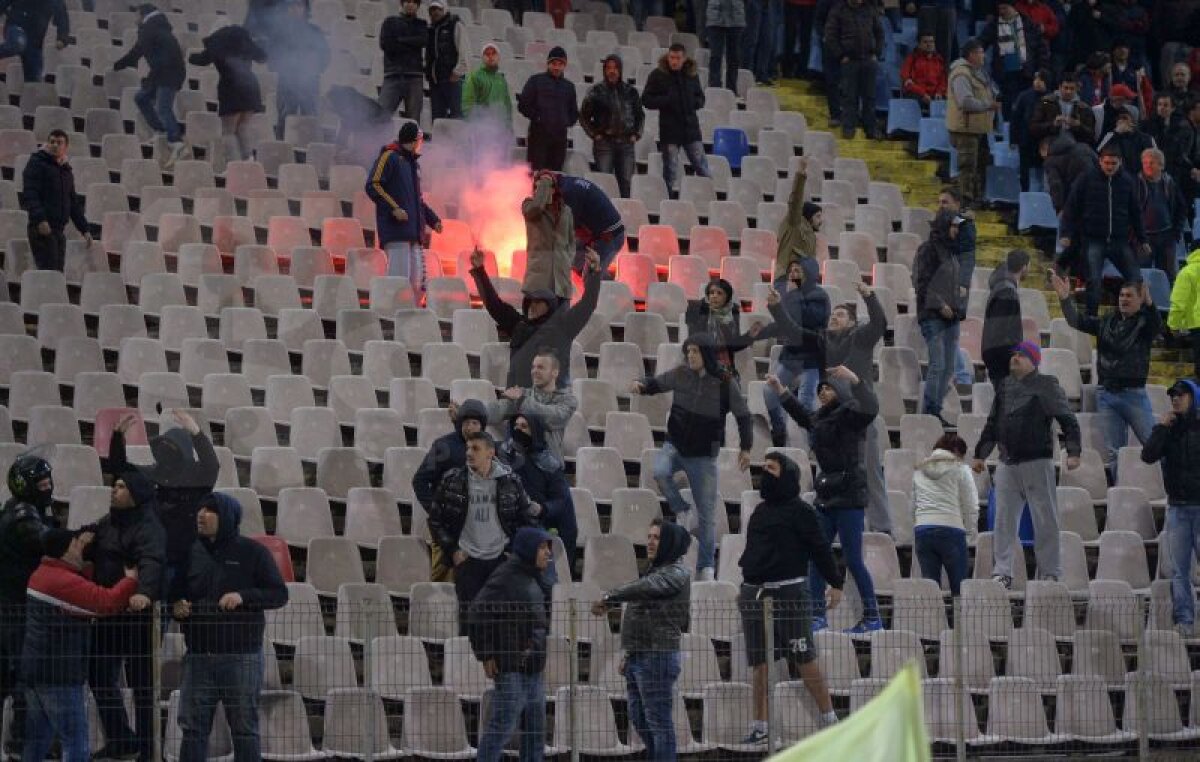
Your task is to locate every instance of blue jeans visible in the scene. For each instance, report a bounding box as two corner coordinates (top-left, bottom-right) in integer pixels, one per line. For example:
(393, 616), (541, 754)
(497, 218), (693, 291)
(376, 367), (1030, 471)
(958, 248), (976, 291)
(593, 138), (636, 198)
(385, 241), (426, 300)
(920, 317), (960, 416)
(430, 79), (463, 119)
(661, 141), (710, 196)
(1084, 239), (1140, 316)
(0, 24), (43, 83)
(1097, 387), (1155, 474)
(477, 672), (545, 762)
(179, 651), (264, 762)
(134, 84), (183, 143)
(23, 685), (88, 762)
(1168, 505), (1200, 627)
(809, 506), (879, 620)
(915, 525), (968, 596)
(574, 226), (626, 274)
(653, 441), (718, 571)
(625, 651), (680, 761)
(764, 361), (819, 440)
(706, 26), (741, 90)
(742, 0), (775, 82)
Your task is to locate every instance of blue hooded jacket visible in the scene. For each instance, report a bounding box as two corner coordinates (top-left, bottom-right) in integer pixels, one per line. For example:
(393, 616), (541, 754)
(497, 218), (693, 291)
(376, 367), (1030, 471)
(171, 492), (287, 654)
(763, 256), (830, 369)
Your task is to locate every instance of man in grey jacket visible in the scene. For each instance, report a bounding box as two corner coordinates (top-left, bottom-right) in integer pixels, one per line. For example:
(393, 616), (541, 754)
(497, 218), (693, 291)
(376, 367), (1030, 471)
(488, 350), (579, 468)
(592, 520), (691, 762)
(972, 341), (1081, 588)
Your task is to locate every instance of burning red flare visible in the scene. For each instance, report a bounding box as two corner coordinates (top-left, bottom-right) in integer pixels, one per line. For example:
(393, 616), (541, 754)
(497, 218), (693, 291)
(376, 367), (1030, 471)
(457, 165), (531, 278)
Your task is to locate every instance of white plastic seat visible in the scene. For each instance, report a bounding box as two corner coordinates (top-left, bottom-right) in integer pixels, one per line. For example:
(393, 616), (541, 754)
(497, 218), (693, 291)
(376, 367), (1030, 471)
(553, 686), (635, 756)
(1006, 627), (1062, 693)
(408, 582), (458, 642)
(1095, 530), (1151, 591)
(1083, 580), (1143, 642)
(249, 446), (305, 497)
(974, 677), (1065, 745)
(574, 447), (626, 500)
(1055, 674), (1136, 743)
(316, 447), (370, 499)
(333, 582), (397, 643)
(404, 687), (475, 759)
(305, 537), (366, 596)
(292, 635), (358, 700)
(582, 535), (638, 591)
(300, 339), (352, 389)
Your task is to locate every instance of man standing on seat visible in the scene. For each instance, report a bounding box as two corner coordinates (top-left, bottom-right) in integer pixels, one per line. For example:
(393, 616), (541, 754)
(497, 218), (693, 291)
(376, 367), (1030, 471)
(581, 54), (644, 198)
(759, 258), (830, 436)
(20, 130), (92, 272)
(914, 210), (964, 428)
(738, 452), (843, 745)
(641, 44), (711, 197)
(592, 520), (692, 760)
(972, 341), (1081, 588)
(429, 432), (541, 604)
(425, 0), (467, 119)
(469, 527), (554, 762)
(518, 47), (578, 172)
(378, 0), (427, 121)
(1052, 272), (1159, 483)
(631, 336), (753, 581)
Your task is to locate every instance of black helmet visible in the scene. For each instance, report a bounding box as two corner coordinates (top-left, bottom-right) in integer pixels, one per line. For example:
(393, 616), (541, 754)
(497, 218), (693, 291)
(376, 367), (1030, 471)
(7, 455), (53, 507)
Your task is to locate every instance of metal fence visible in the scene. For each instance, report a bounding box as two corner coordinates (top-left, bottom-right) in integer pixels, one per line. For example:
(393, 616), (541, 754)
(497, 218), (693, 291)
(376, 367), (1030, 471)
(1, 589), (1198, 760)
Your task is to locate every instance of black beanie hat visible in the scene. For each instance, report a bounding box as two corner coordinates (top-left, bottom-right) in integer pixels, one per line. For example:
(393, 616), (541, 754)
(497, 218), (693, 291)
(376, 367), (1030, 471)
(44, 528), (77, 559)
(802, 202), (821, 222)
(547, 46), (568, 63)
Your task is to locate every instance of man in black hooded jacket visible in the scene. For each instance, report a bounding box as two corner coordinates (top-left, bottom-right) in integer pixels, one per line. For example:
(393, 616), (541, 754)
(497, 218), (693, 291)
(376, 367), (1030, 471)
(499, 413), (577, 568)
(20, 130), (92, 271)
(114, 4), (190, 167)
(89, 469), (167, 761)
(581, 54), (644, 198)
(913, 209), (964, 426)
(0, 0), (68, 82)
(738, 452), (843, 745)
(170, 492), (287, 762)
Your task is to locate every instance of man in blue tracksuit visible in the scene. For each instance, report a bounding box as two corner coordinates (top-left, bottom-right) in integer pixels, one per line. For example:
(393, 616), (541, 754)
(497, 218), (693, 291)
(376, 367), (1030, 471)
(758, 256), (830, 444)
(0, 0), (68, 82)
(554, 173), (625, 274)
(366, 121), (443, 302)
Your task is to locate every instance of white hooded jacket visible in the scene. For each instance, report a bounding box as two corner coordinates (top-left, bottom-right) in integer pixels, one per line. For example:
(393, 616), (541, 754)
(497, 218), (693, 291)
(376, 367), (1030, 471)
(912, 449), (979, 540)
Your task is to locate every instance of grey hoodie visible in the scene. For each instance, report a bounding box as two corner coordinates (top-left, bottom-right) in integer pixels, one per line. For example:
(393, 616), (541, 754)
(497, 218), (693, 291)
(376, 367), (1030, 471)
(459, 458), (513, 560)
(488, 385), (578, 469)
(912, 449), (979, 539)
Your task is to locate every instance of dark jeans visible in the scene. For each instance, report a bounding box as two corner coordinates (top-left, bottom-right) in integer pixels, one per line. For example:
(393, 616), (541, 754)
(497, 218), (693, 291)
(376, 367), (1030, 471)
(917, 6), (957, 62)
(742, 0), (775, 82)
(477, 672), (545, 762)
(0, 24), (44, 82)
(1084, 238), (1140, 316)
(379, 74), (425, 121)
(135, 84), (183, 143)
(1191, 329), (1200, 379)
(782, 4), (814, 77)
(839, 58), (878, 135)
(527, 128), (567, 171)
(996, 70), (1026, 122)
(823, 52), (842, 120)
(540, 488), (579, 571)
(574, 226), (626, 274)
(274, 83), (318, 141)
(1142, 231), (1179, 280)
(28, 224), (67, 271)
(915, 526), (968, 596)
(706, 26), (741, 91)
(0, 613), (26, 748)
(625, 651), (680, 761)
(920, 317), (960, 416)
(454, 555), (506, 605)
(593, 138), (636, 198)
(430, 79), (463, 120)
(179, 651), (264, 762)
(23, 685), (88, 762)
(89, 614), (154, 759)
(809, 506), (879, 620)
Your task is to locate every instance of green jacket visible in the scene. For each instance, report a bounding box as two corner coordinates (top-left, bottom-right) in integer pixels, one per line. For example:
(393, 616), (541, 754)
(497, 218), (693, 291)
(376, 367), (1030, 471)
(462, 65), (512, 125)
(775, 168), (817, 277)
(1169, 248), (1200, 332)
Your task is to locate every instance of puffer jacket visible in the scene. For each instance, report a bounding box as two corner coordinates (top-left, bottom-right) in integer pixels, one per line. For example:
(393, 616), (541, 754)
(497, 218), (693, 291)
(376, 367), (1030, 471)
(113, 10), (186, 90)
(580, 56), (645, 141)
(521, 177), (575, 299)
(605, 523), (691, 653)
(21, 559), (136, 686)
(428, 460), (537, 558)
(913, 210), (963, 321)
(775, 168), (817, 276)
(366, 142), (441, 246)
(975, 370), (1082, 464)
(1142, 380), (1200, 505)
(780, 376), (879, 509)
(641, 55), (705, 145)
(187, 24), (267, 116)
(1062, 163), (1146, 245)
(912, 449), (979, 539)
(823, 0), (884, 61)
(468, 536), (549, 674)
(19, 150), (89, 233)
(1060, 296), (1160, 390)
(411, 399), (488, 510)
(1169, 249), (1200, 332)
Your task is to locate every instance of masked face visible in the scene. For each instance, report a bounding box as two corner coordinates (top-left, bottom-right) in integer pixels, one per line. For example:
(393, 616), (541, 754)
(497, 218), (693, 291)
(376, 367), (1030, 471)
(512, 417), (534, 449)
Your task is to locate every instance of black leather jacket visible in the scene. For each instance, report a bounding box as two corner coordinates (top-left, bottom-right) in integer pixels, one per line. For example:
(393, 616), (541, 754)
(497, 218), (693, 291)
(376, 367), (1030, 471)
(1060, 297), (1160, 390)
(581, 77), (645, 141)
(975, 371), (1082, 465)
(606, 561), (691, 652)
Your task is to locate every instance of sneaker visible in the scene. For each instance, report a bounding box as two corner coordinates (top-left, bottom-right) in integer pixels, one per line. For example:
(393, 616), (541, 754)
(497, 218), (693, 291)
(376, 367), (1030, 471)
(740, 727), (769, 746)
(1176, 622), (1195, 639)
(933, 413), (954, 429)
(844, 618), (884, 634)
(1039, 574), (1059, 583)
(168, 140), (190, 164)
(811, 615), (828, 632)
(696, 567), (715, 582)
(991, 574), (1013, 590)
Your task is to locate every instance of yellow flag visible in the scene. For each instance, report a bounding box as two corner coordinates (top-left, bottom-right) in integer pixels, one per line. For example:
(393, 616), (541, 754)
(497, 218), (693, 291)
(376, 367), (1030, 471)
(767, 662), (932, 762)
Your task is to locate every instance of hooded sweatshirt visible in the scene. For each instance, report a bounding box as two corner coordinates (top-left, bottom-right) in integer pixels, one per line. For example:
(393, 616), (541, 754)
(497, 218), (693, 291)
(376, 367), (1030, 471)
(913, 210), (963, 321)
(467, 526), (551, 673)
(1142, 379), (1200, 505)
(912, 449), (979, 539)
(580, 54), (645, 142)
(488, 385), (578, 469)
(499, 414), (572, 525)
(604, 522), (692, 652)
(779, 375), (878, 509)
(740, 455), (844, 586)
(170, 492), (287, 654)
(758, 257), (830, 369)
(92, 468), (167, 599)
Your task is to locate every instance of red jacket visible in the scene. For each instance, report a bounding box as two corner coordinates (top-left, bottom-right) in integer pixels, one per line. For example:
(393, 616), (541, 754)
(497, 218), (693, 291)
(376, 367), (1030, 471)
(1015, 0), (1059, 40)
(900, 50), (947, 99)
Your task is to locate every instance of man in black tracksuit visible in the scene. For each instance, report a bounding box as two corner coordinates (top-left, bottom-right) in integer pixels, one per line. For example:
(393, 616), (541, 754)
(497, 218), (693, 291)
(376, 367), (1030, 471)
(378, 0), (427, 120)
(738, 452), (843, 745)
(1060, 145), (1148, 316)
(170, 492), (287, 762)
(89, 469), (167, 761)
(518, 46), (578, 172)
(0, 0), (68, 82)
(20, 131), (92, 271)
(1142, 379), (1200, 639)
